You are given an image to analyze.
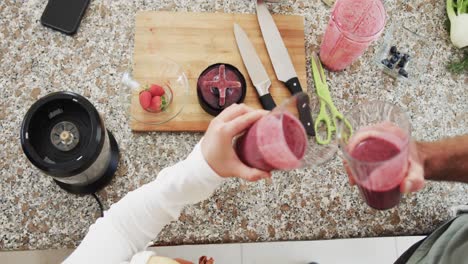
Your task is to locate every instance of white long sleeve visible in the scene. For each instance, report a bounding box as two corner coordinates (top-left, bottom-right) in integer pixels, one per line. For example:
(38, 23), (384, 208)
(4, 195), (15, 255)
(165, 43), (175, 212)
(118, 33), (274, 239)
(64, 142), (225, 264)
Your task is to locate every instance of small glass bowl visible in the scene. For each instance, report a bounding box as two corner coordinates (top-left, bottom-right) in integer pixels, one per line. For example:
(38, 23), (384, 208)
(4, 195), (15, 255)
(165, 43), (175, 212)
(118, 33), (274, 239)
(122, 56), (189, 125)
(374, 22), (433, 84)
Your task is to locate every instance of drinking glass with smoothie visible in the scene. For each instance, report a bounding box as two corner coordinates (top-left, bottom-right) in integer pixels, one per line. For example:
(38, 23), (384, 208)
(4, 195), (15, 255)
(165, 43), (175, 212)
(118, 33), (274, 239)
(236, 93), (338, 172)
(319, 0), (386, 71)
(337, 101), (411, 210)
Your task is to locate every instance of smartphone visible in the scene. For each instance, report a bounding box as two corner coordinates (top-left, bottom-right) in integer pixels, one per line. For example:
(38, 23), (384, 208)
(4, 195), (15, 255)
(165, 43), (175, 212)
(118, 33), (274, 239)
(40, 0), (91, 35)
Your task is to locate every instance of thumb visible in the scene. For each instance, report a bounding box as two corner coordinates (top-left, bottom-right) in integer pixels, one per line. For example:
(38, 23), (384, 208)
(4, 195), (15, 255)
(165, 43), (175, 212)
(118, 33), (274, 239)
(236, 164), (271, 182)
(401, 142), (425, 194)
(401, 159), (425, 194)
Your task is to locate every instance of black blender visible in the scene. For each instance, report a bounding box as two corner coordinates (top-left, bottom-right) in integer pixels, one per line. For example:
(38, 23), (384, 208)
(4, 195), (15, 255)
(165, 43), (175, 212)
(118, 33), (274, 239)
(20, 91), (119, 194)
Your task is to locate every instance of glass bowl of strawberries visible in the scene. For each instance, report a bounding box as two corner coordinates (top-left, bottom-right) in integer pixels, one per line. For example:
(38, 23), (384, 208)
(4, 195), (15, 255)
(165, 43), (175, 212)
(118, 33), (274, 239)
(122, 56), (189, 125)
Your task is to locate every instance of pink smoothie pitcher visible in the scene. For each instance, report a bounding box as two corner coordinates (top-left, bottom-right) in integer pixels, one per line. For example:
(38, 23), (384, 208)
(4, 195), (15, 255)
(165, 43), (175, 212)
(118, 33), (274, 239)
(319, 0), (386, 71)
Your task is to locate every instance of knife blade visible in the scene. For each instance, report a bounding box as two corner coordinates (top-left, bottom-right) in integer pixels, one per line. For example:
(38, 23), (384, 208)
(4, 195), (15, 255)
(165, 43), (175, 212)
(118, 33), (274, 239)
(256, 0), (315, 136)
(234, 23), (276, 110)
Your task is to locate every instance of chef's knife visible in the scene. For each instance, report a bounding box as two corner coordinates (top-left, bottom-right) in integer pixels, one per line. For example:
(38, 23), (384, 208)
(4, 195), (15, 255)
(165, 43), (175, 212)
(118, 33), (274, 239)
(234, 23), (276, 110)
(256, 0), (315, 136)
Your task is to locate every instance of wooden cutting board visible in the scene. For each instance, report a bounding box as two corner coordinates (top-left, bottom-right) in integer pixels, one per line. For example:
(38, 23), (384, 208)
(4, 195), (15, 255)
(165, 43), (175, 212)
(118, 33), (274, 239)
(131, 11), (307, 132)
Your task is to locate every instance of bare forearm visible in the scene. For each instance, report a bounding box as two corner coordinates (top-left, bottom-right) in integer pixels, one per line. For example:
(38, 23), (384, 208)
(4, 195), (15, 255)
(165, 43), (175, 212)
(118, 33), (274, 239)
(417, 135), (468, 183)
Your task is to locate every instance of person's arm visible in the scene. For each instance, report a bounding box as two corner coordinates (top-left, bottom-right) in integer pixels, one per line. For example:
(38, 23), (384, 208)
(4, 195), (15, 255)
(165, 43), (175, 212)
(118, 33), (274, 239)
(63, 104), (269, 264)
(63, 142), (225, 264)
(417, 135), (468, 183)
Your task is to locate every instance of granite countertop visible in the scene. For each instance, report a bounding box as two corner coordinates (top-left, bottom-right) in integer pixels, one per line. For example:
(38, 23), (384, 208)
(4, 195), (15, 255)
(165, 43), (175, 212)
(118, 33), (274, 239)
(1, 0), (467, 251)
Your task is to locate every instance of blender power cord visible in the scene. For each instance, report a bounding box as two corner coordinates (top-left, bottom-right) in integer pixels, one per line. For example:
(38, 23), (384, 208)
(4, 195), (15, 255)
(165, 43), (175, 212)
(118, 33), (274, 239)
(91, 193), (104, 217)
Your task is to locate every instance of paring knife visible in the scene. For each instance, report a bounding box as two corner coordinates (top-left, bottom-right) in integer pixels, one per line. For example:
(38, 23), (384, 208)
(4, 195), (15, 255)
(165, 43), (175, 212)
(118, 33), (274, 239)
(256, 0), (315, 136)
(234, 23), (276, 110)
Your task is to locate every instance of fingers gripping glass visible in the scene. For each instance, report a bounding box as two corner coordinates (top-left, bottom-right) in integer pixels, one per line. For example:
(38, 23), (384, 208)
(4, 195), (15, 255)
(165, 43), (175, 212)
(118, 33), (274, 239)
(311, 53), (353, 145)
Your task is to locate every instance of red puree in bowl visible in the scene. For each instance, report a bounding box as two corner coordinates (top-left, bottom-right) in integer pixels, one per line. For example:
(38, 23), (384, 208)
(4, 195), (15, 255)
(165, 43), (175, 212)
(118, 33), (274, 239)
(236, 111), (307, 171)
(350, 136), (405, 210)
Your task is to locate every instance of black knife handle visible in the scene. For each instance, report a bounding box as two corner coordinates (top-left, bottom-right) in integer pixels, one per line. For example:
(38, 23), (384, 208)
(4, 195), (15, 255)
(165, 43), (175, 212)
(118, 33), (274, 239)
(296, 94), (316, 136)
(284, 78), (316, 136)
(296, 93), (315, 136)
(259, 93), (276, 110)
(284, 77), (303, 95)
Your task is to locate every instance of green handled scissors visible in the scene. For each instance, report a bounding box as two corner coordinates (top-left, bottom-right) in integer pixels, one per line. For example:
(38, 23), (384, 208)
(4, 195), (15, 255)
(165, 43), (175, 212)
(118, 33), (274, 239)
(311, 52), (353, 145)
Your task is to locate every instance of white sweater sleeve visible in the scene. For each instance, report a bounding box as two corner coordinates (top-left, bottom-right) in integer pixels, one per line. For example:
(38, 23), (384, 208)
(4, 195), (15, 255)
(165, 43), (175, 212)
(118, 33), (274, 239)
(63, 142), (225, 264)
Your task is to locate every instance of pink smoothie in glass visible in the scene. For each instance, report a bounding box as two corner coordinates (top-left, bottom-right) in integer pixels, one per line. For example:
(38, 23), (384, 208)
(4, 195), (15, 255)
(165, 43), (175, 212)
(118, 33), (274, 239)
(319, 0), (386, 71)
(347, 125), (409, 210)
(236, 112), (307, 171)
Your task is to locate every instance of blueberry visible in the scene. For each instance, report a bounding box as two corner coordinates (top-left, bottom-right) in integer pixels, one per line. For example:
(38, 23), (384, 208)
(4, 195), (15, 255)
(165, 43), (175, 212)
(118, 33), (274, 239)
(398, 58), (407, 68)
(394, 51), (402, 59)
(381, 59), (394, 69)
(390, 54), (400, 64)
(390, 46), (397, 54)
(399, 68), (408, 78)
(403, 53), (410, 61)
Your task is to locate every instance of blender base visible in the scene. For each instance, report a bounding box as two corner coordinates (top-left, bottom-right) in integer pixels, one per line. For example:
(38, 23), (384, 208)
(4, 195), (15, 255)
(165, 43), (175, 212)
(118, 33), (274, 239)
(54, 130), (120, 195)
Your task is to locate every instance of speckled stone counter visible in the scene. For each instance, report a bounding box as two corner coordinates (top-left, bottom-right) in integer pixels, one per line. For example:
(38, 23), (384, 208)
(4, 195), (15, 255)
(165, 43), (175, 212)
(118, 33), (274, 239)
(1, 0), (467, 251)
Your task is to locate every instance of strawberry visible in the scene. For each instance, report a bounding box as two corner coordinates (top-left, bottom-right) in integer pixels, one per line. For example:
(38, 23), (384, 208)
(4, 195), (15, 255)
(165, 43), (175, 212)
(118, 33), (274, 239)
(139, 91), (152, 109)
(147, 96), (162, 112)
(149, 84), (165, 96)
